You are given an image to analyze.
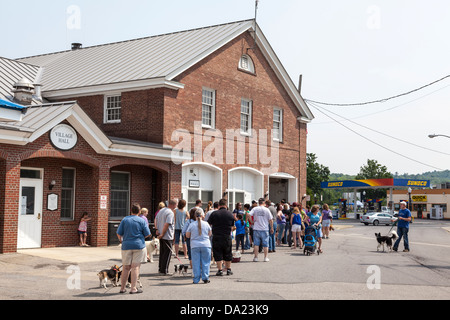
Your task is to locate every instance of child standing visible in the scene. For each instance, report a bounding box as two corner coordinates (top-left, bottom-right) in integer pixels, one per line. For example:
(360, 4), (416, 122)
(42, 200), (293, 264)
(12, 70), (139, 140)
(235, 214), (246, 254)
(78, 212), (91, 247)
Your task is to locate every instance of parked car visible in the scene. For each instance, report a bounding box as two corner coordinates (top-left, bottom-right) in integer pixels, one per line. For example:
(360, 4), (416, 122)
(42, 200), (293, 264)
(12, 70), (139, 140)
(360, 212), (397, 226)
(381, 206), (398, 215)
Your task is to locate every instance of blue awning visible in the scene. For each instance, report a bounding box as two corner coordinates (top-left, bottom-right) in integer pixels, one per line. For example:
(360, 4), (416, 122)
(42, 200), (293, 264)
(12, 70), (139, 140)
(0, 99), (27, 111)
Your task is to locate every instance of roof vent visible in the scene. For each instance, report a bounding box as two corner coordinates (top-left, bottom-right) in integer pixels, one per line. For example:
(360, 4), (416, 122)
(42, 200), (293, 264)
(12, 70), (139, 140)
(71, 43), (82, 50)
(12, 78), (34, 105)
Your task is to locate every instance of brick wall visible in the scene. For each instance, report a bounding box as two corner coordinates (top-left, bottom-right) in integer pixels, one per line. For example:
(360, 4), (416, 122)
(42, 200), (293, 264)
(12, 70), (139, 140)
(0, 125), (181, 253)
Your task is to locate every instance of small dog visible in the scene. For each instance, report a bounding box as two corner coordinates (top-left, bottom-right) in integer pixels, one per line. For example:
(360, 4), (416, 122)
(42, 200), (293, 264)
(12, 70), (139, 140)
(98, 265), (122, 288)
(146, 238), (160, 263)
(375, 230), (398, 252)
(174, 264), (189, 276)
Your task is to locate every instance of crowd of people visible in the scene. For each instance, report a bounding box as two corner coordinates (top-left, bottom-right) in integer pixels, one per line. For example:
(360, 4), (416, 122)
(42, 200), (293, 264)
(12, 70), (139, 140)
(114, 197), (335, 293)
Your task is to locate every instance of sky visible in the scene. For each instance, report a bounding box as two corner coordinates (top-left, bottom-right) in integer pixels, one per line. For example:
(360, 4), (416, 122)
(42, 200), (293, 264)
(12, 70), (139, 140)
(2, 0), (450, 175)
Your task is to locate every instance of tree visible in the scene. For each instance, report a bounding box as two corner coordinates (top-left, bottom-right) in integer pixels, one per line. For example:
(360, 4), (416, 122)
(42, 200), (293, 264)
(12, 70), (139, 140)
(307, 153), (330, 203)
(356, 159), (393, 201)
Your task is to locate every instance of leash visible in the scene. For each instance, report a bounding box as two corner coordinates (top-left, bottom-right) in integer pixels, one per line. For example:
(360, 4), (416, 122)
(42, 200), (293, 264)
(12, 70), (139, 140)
(162, 239), (183, 264)
(386, 219), (398, 236)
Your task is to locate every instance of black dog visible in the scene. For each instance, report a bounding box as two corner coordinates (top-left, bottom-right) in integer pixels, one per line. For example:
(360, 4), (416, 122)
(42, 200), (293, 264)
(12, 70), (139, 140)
(174, 264), (189, 276)
(375, 230), (398, 252)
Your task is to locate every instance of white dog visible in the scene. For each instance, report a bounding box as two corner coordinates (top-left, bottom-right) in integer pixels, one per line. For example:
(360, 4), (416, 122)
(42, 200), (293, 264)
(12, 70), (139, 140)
(145, 238), (160, 263)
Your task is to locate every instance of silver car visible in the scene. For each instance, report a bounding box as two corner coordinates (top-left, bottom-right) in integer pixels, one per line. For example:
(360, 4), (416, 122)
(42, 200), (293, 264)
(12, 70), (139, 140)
(360, 212), (396, 226)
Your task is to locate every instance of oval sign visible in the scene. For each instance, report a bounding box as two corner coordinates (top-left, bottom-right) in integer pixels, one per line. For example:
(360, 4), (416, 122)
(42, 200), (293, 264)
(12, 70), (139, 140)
(50, 124), (78, 151)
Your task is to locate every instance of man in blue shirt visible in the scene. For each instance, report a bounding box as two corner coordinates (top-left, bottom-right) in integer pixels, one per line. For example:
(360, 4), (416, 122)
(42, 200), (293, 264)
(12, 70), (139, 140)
(393, 201), (411, 252)
(117, 203), (151, 294)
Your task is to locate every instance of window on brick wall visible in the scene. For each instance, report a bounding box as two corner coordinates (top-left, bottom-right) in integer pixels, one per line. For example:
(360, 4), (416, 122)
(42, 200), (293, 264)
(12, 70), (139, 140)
(240, 98), (252, 135)
(110, 171), (130, 219)
(61, 168), (76, 220)
(104, 95), (122, 123)
(239, 54), (255, 74)
(273, 108), (283, 142)
(202, 88), (215, 128)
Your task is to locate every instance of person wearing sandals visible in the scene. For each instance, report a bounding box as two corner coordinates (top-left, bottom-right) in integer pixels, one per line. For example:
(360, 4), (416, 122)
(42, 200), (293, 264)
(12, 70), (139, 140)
(321, 203), (332, 239)
(308, 205), (324, 253)
(117, 203), (151, 294)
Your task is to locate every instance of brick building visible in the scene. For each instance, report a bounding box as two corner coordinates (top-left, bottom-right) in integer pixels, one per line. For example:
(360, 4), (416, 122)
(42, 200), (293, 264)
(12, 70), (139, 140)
(0, 20), (313, 253)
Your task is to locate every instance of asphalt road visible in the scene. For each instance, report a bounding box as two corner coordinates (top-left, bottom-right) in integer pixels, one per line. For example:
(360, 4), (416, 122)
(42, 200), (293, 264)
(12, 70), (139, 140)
(1, 219), (449, 301)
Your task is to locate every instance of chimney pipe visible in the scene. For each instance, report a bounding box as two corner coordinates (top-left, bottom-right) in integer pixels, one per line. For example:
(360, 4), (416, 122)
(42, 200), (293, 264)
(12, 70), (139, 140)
(71, 43), (82, 50)
(298, 74), (303, 94)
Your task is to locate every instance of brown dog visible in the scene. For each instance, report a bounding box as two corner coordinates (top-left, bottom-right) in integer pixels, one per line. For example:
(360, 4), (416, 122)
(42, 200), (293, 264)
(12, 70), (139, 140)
(97, 265), (122, 288)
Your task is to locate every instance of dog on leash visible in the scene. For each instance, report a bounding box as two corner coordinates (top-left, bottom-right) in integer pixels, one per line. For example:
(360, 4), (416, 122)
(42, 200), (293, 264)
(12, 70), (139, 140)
(98, 265), (122, 288)
(174, 264), (189, 276)
(375, 230), (398, 252)
(145, 238), (160, 263)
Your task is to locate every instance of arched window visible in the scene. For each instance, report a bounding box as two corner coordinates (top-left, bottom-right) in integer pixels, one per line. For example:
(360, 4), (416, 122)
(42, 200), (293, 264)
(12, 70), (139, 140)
(239, 54), (255, 73)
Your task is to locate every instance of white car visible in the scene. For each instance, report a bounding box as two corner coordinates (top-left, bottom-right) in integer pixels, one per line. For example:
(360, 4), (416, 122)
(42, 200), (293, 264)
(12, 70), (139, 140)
(360, 212), (397, 226)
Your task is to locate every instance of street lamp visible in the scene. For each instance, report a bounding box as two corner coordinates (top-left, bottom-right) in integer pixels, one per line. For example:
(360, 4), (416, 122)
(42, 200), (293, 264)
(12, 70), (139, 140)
(429, 134), (450, 139)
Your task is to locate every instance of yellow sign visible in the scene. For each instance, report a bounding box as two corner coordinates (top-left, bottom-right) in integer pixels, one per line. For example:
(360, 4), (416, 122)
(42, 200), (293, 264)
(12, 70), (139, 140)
(407, 180), (428, 186)
(328, 182), (343, 187)
(412, 195), (427, 202)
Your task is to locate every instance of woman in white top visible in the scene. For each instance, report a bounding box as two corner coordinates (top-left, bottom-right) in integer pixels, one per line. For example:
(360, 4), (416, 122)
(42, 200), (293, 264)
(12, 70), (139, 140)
(186, 209), (212, 284)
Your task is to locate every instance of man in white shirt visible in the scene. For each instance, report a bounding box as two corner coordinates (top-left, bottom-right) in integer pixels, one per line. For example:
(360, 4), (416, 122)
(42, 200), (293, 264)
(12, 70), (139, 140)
(155, 199), (177, 274)
(248, 198), (273, 262)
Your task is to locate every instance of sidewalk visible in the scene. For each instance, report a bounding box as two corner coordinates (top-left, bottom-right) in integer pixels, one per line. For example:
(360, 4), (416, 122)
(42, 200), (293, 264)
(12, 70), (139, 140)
(17, 245), (122, 263)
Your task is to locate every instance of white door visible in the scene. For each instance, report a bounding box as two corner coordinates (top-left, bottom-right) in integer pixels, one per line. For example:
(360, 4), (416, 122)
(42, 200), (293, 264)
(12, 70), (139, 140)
(18, 176), (43, 249)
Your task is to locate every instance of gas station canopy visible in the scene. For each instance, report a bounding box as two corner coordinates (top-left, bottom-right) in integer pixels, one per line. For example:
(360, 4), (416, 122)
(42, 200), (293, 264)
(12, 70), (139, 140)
(321, 178), (430, 189)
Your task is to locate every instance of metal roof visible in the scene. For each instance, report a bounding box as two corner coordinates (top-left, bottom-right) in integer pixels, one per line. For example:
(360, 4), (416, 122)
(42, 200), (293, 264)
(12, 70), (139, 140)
(0, 57), (41, 101)
(0, 102), (74, 132)
(17, 20), (254, 92)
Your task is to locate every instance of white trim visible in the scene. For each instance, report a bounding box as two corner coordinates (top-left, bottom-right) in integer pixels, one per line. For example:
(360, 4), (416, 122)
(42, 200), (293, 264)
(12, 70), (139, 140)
(182, 162), (223, 202)
(240, 98), (252, 135)
(201, 87), (216, 129)
(273, 107), (283, 142)
(103, 94), (122, 124)
(228, 166), (264, 176)
(0, 103), (193, 162)
(42, 78), (185, 100)
(269, 172), (296, 179)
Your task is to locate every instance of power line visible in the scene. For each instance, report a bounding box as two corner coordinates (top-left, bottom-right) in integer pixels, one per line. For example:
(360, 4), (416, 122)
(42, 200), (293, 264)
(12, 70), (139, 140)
(305, 74), (450, 107)
(310, 83), (450, 125)
(308, 101), (450, 157)
(306, 101), (445, 171)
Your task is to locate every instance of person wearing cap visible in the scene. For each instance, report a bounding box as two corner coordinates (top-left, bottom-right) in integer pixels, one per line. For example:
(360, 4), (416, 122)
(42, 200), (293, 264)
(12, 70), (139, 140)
(393, 201), (411, 252)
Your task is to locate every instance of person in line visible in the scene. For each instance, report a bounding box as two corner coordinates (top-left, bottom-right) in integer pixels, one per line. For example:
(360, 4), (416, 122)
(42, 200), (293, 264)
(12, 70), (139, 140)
(249, 198), (274, 262)
(321, 203), (332, 239)
(244, 203), (254, 249)
(174, 200), (189, 259)
(116, 203), (151, 294)
(139, 208), (151, 262)
(290, 207), (304, 249)
(235, 213), (246, 254)
(207, 199), (235, 276)
(267, 201), (277, 253)
(155, 199), (177, 275)
(308, 205), (323, 253)
(186, 208), (212, 284)
(282, 204), (292, 246)
(393, 201), (412, 252)
(182, 207), (197, 268)
(276, 204), (286, 246)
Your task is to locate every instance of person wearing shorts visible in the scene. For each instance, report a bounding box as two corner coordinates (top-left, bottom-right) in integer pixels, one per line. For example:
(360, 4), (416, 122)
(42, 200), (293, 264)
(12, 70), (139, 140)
(249, 198), (274, 262)
(290, 207), (303, 249)
(117, 203), (151, 294)
(207, 199), (235, 276)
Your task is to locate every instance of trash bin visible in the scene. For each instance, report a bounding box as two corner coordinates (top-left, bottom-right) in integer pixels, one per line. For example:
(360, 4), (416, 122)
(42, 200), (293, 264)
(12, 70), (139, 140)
(108, 221), (121, 246)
